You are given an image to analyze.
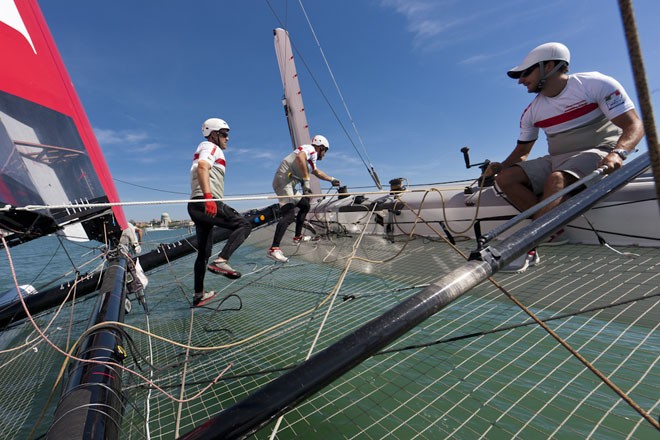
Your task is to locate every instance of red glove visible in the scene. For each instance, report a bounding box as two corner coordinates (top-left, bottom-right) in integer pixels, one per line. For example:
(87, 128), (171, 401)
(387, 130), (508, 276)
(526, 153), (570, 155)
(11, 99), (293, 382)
(204, 193), (217, 217)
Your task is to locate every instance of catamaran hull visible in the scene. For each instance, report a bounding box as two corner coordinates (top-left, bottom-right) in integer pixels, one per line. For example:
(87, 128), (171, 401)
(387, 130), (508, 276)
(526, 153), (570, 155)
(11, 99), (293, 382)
(308, 173), (659, 248)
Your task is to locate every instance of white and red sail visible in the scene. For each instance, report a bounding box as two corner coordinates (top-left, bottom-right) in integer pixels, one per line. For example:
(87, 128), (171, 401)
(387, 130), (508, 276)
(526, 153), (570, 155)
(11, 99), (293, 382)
(0, 0), (126, 242)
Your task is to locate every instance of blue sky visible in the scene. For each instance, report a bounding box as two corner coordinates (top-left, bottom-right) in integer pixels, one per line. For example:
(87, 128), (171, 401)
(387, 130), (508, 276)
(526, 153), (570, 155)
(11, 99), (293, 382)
(39, 0), (660, 223)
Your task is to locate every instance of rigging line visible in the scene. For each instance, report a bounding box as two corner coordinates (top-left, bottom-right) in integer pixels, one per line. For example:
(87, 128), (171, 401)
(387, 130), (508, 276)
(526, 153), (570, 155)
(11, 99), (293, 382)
(435, 165), (500, 236)
(265, 0), (376, 179)
(297, 0), (376, 169)
(57, 234), (83, 276)
(175, 308), (198, 438)
(347, 185), (473, 265)
(0, 272), (91, 355)
(26, 239), (63, 286)
(377, 291), (660, 354)
(0, 238), (235, 419)
(384, 201), (660, 429)
(270, 202), (379, 440)
(7, 188), (417, 211)
(0, 329), (49, 369)
(580, 213), (640, 258)
(64, 272), (79, 353)
(144, 365), (298, 390)
(114, 177), (190, 195)
(84, 256), (360, 353)
(160, 246), (196, 307)
(618, 0), (660, 201)
(495, 279), (658, 428)
(564, 224), (660, 243)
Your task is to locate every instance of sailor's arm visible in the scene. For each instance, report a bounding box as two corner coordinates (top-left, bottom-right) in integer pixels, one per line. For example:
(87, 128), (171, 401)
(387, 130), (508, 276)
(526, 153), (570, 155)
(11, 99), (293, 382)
(311, 168), (336, 183)
(600, 109), (645, 173)
(197, 161), (213, 194)
(487, 140), (535, 176)
(197, 161), (217, 216)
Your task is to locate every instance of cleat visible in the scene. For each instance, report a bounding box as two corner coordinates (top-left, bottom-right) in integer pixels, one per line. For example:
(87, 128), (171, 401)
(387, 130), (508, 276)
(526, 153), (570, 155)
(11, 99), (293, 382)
(267, 247), (289, 263)
(207, 260), (241, 279)
(193, 291), (216, 307)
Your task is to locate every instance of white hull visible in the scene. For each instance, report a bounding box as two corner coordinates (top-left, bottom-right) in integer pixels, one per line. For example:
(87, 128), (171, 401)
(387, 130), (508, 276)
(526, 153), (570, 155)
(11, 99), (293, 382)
(308, 173), (660, 248)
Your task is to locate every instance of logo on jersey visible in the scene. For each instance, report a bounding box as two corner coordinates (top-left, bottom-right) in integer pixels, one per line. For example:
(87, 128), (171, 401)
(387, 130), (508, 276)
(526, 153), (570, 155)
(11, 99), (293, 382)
(604, 90), (624, 110)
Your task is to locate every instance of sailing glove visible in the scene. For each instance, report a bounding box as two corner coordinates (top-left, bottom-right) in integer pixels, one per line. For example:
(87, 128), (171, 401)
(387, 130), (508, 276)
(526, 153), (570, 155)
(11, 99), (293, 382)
(331, 178), (341, 187)
(203, 193), (217, 216)
(302, 179), (313, 195)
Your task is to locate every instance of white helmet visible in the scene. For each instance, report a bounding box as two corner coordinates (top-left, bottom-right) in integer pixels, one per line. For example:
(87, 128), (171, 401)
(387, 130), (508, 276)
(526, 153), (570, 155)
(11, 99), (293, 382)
(507, 42), (570, 79)
(202, 118), (230, 137)
(311, 134), (329, 150)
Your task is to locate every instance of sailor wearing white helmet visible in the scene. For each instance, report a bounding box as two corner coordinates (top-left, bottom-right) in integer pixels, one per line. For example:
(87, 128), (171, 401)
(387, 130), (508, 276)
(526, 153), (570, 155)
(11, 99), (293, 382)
(487, 42), (644, 272)
(267, 134), (341, 263)
(188, 118), (251, 307)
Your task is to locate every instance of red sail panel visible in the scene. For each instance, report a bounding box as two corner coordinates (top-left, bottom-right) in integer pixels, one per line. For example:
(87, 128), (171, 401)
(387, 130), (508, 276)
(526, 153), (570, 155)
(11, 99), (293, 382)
(0, 0), (126, 230)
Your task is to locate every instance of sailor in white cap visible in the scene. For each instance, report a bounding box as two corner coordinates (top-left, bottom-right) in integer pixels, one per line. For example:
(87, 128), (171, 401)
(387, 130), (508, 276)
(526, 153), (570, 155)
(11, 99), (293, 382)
(487, 42), (644, 271)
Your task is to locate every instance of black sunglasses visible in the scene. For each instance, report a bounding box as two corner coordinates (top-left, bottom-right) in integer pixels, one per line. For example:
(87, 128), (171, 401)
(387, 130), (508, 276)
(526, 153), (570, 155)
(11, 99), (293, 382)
(520, 64), (539, 78)
(216, 130), (229, 138)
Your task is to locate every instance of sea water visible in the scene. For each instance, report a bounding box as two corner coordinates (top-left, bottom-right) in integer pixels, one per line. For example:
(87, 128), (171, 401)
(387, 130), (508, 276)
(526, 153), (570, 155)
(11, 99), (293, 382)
(0, 229), (188, 294)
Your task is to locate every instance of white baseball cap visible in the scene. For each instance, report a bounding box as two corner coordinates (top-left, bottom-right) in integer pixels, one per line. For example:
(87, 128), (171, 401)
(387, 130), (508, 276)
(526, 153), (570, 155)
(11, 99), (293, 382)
(507, 42), (570, 79)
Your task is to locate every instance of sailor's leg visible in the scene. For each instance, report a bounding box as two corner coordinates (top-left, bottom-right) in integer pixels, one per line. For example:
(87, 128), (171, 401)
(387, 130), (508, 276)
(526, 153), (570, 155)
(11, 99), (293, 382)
(496, 164), (541, 213)
(187, 202), (213, 293)
(214, 203), (252, 260)
(294, 197), (310, 237)
(272, 203), (295, 248)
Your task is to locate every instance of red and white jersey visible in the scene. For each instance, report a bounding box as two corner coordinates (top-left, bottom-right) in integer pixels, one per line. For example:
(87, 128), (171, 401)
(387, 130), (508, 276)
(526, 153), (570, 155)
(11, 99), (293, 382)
(276, 144), (318, 179)
(519, 72), (635, 155)
(190, 141), (226, 198)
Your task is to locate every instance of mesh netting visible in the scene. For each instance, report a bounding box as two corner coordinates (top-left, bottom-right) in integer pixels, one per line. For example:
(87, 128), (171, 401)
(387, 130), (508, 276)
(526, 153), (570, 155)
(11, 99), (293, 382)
(0, 225), (658, 439)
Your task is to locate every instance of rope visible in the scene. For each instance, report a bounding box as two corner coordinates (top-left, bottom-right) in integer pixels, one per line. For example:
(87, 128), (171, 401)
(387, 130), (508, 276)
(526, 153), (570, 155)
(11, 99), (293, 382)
(378, 291), (660, 354)
(265, 0), (381, 188)
(383, 201), (660, 430)
(269, 202), (379, 439)
(143, 311), (155, 440)
(617, 0), (660, 205)
(296, 0), (379, 184)
(0, 237), (235, 440)
(0, 188), (459, 212)
(175, 308), (199, 438)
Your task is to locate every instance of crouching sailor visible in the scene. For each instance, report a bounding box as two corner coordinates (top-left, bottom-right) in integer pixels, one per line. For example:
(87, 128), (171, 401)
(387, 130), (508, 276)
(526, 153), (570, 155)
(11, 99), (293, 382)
(267, 134), (341, 263)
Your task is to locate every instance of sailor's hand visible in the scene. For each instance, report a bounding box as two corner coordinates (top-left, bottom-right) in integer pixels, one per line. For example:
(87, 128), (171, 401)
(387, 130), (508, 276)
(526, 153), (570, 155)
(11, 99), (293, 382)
(331, 178), (341, 187)
(302, 179), (312, 195)
(599, 153), (623, 174)
(484, 162), (503, 177)
(203, 193), (217, 217)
